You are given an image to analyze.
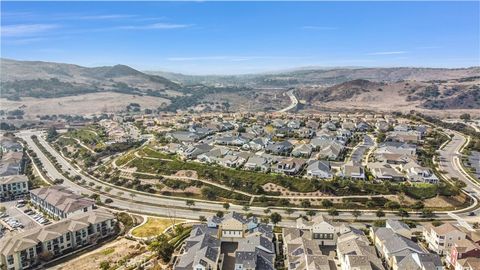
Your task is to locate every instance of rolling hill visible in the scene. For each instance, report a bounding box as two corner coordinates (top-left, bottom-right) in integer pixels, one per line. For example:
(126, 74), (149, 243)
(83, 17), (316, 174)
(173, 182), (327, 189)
(1, 58), (181, 100)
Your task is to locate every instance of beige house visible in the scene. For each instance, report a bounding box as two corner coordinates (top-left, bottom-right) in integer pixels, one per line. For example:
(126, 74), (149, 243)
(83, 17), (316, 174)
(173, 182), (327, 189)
(296, 215), (337, 246)
(423, 223), (467, 255)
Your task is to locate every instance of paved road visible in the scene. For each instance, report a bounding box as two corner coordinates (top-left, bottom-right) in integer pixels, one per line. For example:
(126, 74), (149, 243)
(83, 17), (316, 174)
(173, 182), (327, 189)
(349, 135), (374, 164)
(16, 130), (477, 225)
(277, 90), (298, 113)
(437, 131), (480, 224)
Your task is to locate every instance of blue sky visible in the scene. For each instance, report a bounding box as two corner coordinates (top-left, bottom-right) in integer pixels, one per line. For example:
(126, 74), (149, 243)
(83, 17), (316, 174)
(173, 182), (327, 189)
(1, 1), (479, 74)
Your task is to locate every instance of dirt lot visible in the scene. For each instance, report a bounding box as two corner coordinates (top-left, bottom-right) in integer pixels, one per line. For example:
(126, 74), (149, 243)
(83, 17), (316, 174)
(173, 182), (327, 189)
(52, 238), (148, 270)
(0, 92), (170, 119)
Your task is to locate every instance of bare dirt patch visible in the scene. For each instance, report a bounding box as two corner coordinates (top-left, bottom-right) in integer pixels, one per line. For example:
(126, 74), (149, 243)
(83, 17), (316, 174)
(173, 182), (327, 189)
(54, 238), (148, 270)
(0, 92), (170, 119)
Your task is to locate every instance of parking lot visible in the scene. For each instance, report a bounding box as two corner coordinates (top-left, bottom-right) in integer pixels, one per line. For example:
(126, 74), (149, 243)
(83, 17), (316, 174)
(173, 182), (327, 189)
(0, 200), (50, 238)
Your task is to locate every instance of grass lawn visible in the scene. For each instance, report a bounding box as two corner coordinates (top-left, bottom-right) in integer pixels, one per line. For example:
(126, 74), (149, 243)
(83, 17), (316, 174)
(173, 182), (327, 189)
(131, 217), (186, 238)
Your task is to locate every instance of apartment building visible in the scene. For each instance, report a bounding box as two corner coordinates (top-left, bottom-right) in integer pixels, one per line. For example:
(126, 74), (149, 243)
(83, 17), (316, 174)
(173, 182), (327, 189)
(0, 175), (28, 201)
(29, 186), (95, 219)
(423, 223), (467, 255)
(0, 210), (116, 270)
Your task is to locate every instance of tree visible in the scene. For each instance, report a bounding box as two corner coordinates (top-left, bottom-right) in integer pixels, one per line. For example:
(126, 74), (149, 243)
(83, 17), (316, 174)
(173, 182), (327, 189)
(420, 209), (434, 218)
(376, 209), (385, 219)
(301, 200), (311, 208)
(149, 235), (174, 262)
(306, 210), (316, 217)
(397, 209), (409, 219)
(216, 211), (224, 218)
(199, 216), (207, 222)
(385, 201), (400, 210)
(321, 199), (333, 208)
(270, 212), (282, 225)
(351, 209), (361, 220)
(186, 200), (195, 208)
(99, 261), (110, 270)
(327, 208), (339, 218)
(460, 113), (471, 121)
(46, 127), (58, 142)
(223, 202), (230, 211)
(285, 208), (295, 216)
(242, 205), (250, 213)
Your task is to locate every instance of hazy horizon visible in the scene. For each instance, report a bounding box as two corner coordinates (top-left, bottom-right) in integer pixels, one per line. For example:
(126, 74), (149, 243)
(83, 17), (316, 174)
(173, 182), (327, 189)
(2, 1), (479, 74)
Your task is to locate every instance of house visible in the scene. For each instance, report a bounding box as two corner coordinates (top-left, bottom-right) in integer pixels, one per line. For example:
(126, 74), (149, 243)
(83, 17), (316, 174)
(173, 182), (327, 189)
(215, 135), (248, 146)
(291, 143), (313, 157)
(180, 144), (214, 160)
(0, 175), (29, 201)
(175, 212), (275, 270)
(265, 140), (293, 155)
(454, 257), (480, 270)
(217, 153), (246, 168)
(0, 138), (22, 153)
(296, 215), (337, 246)
(356, 122), (371, 132)
(174, 225), (221, 270)
(197, 147), (230, 164)
(317, 141), (344, 160)
(306, 160), (332, 179)
(375, 153), (412, 165)
(340, 162), (365, 180)
(423, 223), (467, 255)
(370, 227), (425, 269)
(387, 131), (421, 144)
(0, 152), (24, 177)
(402, 161), (439, 184)
(244, 156), (270, 172)
(246, 137), (270, 151)
(369, 163), (406, 181)
(337, 230), (385, 270)
(394, 253), (443, 270)
(0, 210), (116, 270)
(282, 227), (334, 270)
(386, 220), (412, 239)
(166, 131), (200, 142)
(274, 158), (306, 176)
(446, 239), (480, 268)
(29, 186), (95, 219)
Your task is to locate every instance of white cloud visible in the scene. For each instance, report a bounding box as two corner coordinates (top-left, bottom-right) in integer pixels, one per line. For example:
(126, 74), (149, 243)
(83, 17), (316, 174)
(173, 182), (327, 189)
(367, 51), (408, 55)
(1, 24), (59, 37)
(77, 14), (136, 20)
(118, 22), (193, 30)
(302, 26), (337, 30)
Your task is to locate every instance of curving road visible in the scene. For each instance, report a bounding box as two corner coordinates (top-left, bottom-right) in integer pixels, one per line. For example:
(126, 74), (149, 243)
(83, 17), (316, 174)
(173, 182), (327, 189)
(16, 130), (477, 225)
(277, 90), (298, 113)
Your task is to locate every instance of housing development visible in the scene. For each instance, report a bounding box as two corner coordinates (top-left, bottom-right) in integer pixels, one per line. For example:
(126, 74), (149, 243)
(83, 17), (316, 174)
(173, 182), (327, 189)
(1, 1), (480, 270)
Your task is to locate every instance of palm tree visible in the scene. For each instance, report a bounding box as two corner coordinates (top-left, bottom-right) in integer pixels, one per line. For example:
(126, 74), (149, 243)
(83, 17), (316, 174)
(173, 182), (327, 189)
(186, 200), (195, 208)
(223, 202), (230, 211)
(376, 209), (385, 219)
(351, 209), (361, 221)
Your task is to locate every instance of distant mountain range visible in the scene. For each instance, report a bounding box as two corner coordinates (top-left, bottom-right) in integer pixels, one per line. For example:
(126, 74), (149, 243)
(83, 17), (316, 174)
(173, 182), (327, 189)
(148, 66), (480, 87)
(1, 58), (479, 111)
(1, 58), (181, 100)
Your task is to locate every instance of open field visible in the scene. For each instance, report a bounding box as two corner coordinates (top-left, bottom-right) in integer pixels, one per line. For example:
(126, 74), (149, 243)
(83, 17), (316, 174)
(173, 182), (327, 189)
(131, 217), (186, 238)
(0, 91), (170, 118)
